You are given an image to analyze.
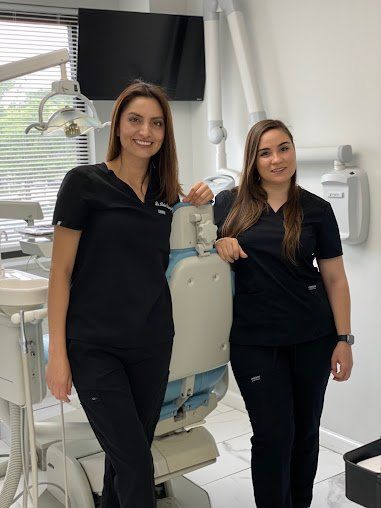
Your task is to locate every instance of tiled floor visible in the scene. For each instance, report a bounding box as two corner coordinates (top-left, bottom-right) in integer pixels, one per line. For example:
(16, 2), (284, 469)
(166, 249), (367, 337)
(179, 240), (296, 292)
(0, 401), (359, 507)
(185, 403), (358, 507)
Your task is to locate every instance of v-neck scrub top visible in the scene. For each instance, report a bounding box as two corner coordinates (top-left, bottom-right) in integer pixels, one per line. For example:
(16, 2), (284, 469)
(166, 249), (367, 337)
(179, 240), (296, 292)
(213, 188), (343, 347)
(52, 163), (176, 348)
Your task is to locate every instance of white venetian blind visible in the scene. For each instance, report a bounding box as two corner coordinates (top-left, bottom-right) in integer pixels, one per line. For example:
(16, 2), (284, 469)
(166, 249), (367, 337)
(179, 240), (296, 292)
(0, 6), (91, 252)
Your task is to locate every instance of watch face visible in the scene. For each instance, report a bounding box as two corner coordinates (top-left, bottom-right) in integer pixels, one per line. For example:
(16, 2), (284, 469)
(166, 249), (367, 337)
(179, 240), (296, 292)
(338, 334), (354, 345)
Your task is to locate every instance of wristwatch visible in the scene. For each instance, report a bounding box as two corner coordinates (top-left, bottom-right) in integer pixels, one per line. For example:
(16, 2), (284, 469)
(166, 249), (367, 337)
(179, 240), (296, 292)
(337, 334), (354, 345)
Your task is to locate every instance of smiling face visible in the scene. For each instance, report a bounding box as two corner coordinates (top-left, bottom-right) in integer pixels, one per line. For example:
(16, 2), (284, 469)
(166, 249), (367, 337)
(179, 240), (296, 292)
(118, 96), (165, 161)
(256, 128), (297, 186)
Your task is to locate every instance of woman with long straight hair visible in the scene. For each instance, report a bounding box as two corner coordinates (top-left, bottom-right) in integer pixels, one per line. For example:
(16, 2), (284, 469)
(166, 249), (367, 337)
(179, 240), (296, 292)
(214, 119), (353, 508)
(46, 80), (213, 508)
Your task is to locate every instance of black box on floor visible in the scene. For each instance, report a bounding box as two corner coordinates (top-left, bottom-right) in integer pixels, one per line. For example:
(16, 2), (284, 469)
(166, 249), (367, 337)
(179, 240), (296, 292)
(344, 439), (381, 508)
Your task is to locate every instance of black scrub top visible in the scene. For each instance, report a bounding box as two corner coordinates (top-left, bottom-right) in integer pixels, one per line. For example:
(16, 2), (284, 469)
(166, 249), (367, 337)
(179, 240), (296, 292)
(214, 188), (343, 347)
(52, 163), (177, 348)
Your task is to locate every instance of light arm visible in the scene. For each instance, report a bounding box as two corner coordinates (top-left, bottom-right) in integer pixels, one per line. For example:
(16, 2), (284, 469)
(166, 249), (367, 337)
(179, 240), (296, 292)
(0, 49), (69, 83)
(0, 48), (108, 137)
(203, 0), (266, 181)
(221, 0), (265, 126)
(204, 1), (226, 145)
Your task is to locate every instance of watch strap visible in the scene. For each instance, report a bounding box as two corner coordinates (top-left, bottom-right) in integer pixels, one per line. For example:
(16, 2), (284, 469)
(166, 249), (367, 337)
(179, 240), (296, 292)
(337, 334), (354, 345)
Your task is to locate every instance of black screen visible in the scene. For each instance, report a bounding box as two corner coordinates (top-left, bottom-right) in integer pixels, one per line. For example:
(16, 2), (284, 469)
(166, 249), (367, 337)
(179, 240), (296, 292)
(78, 8), (205, 101)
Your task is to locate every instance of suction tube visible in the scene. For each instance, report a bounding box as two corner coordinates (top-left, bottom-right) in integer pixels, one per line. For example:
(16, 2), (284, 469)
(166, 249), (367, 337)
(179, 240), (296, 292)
(0, 403), (23, 508)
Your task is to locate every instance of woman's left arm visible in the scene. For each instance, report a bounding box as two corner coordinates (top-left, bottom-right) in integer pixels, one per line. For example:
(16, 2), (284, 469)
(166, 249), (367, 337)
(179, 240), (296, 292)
(318, 256), (353, 382)
(183, 182), (214, 206)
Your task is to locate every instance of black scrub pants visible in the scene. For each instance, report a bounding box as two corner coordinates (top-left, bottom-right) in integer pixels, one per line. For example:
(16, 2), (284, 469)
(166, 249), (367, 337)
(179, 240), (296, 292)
(67, 339), (173, 508)
(230, 334), (337, 508)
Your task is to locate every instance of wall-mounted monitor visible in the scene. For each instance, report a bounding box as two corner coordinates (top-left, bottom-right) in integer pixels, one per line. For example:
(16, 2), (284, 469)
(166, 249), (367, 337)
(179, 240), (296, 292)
(78, 8), (205, 101)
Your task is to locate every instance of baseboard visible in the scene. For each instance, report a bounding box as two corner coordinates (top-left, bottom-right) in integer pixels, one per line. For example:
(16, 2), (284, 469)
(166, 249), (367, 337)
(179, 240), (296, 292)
(319, 426), (363, 455)
(223, 389), (363, 456)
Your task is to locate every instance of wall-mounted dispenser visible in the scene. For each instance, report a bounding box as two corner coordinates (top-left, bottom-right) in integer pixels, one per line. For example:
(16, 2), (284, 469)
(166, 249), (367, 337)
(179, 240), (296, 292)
(321, 159), (370, 245)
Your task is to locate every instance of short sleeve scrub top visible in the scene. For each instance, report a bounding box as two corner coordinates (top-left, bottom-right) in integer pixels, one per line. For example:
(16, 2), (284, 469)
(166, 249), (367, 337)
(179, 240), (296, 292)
(213, 188), (343, 347)
(53, 163), (177, 348)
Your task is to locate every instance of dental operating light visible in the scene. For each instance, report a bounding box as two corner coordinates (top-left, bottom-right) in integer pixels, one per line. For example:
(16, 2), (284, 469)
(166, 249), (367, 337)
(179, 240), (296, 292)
(0, 48), (109, 138)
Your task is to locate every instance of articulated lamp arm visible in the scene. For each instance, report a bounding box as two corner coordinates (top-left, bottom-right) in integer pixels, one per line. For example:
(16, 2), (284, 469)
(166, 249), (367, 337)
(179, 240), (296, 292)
(0, 49), (108, 137)
(203, 0), (266, 180)
(0, 49), (69, 82)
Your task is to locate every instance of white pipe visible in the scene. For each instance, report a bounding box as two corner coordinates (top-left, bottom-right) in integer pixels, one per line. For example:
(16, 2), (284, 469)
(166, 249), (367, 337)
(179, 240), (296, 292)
(19, 313), (39, 507)
(59, 403), (69, 508)
(225, 9), (266, 125)
(0, 49), (69, 83)
(204, 17), (222, 124)
(217, 141), (227, 170)
(296, 145), (352, 164)
(204, 16), (227, 145)
(11, 308), (47, 325)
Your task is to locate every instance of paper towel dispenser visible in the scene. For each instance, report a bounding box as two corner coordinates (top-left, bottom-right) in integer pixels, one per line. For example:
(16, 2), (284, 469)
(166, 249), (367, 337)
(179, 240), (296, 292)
(321, 167), (370, 245)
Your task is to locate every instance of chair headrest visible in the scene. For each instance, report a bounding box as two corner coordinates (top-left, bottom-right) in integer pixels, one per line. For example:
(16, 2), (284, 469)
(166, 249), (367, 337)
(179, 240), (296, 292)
(170, 203), (216, 251)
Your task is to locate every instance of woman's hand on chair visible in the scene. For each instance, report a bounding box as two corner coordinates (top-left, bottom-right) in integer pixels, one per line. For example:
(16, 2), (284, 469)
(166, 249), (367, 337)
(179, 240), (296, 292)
(215, 237), (248, 263)
(183, 182), (214, 206)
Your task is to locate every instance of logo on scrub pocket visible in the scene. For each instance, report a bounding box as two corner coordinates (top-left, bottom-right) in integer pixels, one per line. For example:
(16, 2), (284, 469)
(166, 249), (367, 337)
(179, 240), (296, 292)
(251, 375), (261, 383)
(155, 201), (173, 215)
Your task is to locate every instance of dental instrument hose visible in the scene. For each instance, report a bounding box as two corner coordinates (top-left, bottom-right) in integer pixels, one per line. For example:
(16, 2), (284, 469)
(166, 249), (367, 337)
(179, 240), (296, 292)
(0, 403), (23, 508)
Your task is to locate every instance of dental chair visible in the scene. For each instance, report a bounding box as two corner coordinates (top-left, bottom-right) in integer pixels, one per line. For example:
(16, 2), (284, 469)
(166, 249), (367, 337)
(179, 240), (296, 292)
(33, 203), (233, 507)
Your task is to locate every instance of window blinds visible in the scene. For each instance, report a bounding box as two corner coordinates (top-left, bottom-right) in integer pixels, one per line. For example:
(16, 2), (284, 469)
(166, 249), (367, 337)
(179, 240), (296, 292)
(0, 6), (91, 252)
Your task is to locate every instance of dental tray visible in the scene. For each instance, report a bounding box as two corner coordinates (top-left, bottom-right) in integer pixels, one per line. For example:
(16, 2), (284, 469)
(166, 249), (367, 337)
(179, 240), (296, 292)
(18, 225), (54, 236)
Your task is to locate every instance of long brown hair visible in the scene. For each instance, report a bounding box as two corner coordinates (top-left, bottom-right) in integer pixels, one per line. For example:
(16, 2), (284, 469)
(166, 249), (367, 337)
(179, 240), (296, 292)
(106, 80), (182, 204)
(221, 119), (302, 263)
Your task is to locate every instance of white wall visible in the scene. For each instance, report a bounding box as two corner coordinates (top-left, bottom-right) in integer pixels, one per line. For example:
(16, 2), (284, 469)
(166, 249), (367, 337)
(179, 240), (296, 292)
(190, 0), (381, 447)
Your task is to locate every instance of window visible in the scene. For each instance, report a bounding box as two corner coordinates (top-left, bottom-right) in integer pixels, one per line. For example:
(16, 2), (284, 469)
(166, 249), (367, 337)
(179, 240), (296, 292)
(0, 7), (92, 252)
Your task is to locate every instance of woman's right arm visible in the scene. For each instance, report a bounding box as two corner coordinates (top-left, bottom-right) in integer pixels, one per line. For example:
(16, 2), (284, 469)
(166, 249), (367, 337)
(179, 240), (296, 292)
(215, 238), (248, 263)
(46, 226), (82, 402)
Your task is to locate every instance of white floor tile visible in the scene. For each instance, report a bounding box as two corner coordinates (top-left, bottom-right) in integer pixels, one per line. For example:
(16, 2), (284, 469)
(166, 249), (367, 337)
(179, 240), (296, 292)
(216, 403), (235, 413)
(33, 402), (79, 422)
(315, 447), (345, 483)
(312, 473), (358, 507)
(203, 410), (252, 444)
(203, 468), (256, 508)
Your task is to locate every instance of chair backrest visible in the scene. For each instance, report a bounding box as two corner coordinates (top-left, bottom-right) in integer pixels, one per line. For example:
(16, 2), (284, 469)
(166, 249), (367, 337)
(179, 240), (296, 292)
(167, 203), (232, 382)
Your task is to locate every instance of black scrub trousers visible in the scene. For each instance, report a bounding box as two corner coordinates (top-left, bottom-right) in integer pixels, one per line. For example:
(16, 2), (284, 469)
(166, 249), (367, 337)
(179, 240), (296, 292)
(53, 163), (177, 508)
(214, 188), (343, 508)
